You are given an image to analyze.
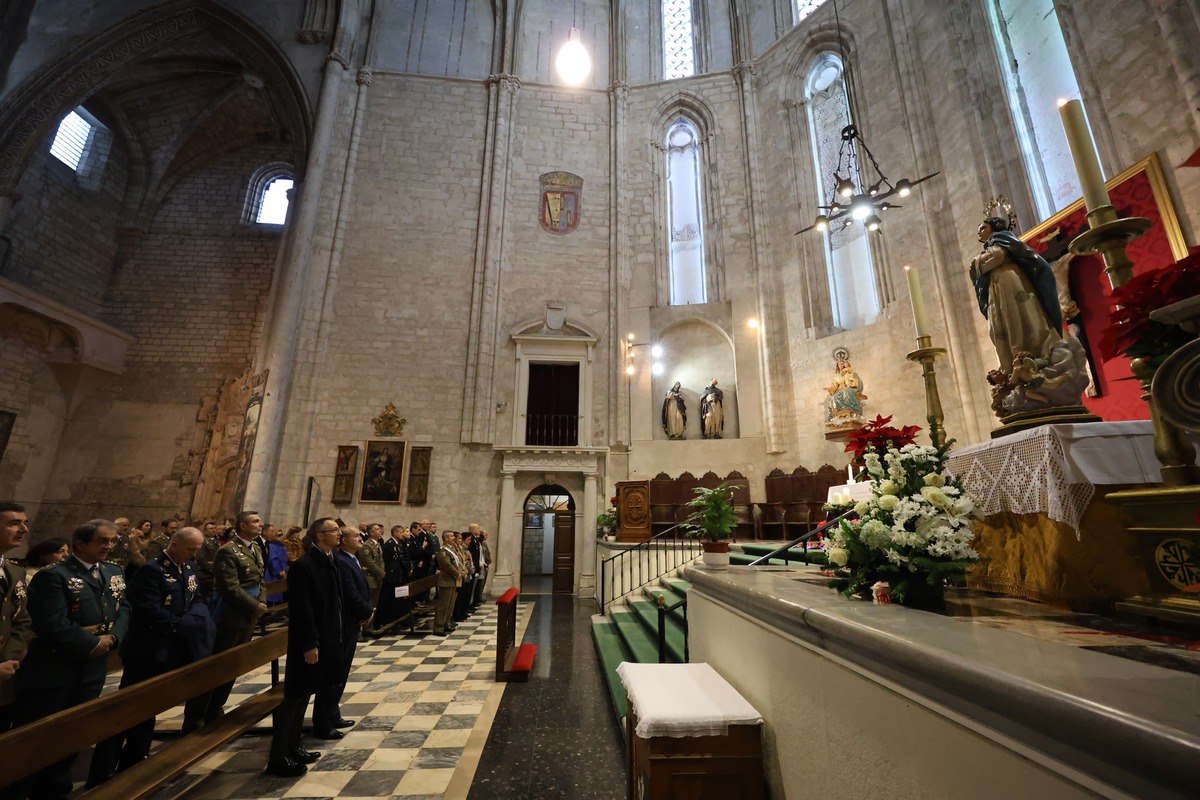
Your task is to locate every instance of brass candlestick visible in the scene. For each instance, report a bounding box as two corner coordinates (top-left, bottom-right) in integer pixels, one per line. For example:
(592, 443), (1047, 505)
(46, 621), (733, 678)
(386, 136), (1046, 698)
(1070, 205), (1200, 486)
(906, 334), (948, 449)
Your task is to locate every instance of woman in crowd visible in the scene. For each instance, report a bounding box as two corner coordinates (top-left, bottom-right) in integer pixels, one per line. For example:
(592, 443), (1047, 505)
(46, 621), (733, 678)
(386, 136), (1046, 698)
(283, 526), (305, 562)
(23, 536), (69, 576)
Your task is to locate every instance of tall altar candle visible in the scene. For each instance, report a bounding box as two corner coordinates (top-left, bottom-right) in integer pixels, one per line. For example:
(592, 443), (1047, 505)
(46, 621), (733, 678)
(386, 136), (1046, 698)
(904, 265), (932, 338)
(1058, 99), (1110, 212)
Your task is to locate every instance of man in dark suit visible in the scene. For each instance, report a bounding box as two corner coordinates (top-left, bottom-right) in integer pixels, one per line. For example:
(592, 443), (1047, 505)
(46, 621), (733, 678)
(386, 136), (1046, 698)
(87, 527), (213, 786)
(183, 509), (266, 732)
(0, 502), (32, 733)
(9, 519), (131, 798)
(266, 517), (344, 777)
(318, 526), (373, 734)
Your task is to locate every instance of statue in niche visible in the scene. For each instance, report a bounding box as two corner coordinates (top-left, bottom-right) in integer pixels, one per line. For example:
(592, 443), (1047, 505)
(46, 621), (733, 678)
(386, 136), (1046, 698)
(968, 199), (1092, 419)
(699, 379), (724, 439)
(661, 382), (687, 440)
(824, 347), (867, 436)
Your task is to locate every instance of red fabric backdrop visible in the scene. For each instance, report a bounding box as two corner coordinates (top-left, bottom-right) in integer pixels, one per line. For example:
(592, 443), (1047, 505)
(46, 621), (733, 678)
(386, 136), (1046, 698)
(1021, 156), (1191, 421)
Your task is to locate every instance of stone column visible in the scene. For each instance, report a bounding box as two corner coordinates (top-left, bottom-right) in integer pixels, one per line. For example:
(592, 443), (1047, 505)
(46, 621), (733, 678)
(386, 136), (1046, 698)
(461, 73), (521, 445)
(609, 80), (630, 447)
(492, 469), (519, 594)
(578, 471), (598, 597)
(1151, 0), (1200, 136)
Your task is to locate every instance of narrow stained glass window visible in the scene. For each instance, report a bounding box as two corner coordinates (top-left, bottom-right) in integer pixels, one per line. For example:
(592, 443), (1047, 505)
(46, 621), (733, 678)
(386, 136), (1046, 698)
(665, 118), (706, 305)
(663, 0), (696, 80)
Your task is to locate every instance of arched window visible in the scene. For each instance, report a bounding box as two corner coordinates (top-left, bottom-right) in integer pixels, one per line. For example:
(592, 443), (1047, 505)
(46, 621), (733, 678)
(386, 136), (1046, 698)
(665, 118), (706, 306)
(794, 0), (830, 24)
(243, 162), (295, 226)
(662, 0), (696, 79)
(48, 106), (113, 191)
(987, 0), (1085, 216)
(807, 54), (878, 329)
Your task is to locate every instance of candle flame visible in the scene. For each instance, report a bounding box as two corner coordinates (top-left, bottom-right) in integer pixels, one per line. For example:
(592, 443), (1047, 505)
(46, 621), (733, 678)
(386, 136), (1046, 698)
(1056, 98), (1070, 108)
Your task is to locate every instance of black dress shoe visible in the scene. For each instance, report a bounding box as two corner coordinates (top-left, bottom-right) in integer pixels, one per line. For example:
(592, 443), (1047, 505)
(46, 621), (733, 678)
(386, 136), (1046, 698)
(264, 757), (308, 777)
(290, 748), (321, 764)
(333, 718), (354, 729)
(313, 728), (345, 740)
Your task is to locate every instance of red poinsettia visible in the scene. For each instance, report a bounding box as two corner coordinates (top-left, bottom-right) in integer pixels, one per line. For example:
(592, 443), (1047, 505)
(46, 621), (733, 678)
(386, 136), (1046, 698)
(1098, 250), (1200, 366)
(844, 415), (922, 468)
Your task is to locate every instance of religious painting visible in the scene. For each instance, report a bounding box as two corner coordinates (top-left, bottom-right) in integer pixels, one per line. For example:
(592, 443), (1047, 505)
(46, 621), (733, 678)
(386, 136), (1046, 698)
(405, 446), (432, 505)
(232, 393), (263, 513)
(539, 171), (583, 235)
(0, 411), (14, 463)
(1021, 153), (1188, 422)
(332, 445), (359, 505)
(360, 439), (406, 503)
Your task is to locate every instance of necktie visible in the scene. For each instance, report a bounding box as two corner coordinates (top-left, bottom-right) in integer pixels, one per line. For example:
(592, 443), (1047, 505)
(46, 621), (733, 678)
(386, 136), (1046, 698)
(90, 564), (102, 582)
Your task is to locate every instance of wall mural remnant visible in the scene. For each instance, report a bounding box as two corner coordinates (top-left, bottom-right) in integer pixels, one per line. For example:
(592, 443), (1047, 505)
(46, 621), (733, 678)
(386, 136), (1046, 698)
(188, 369), (267, 525)
(824, 347), (867, 439)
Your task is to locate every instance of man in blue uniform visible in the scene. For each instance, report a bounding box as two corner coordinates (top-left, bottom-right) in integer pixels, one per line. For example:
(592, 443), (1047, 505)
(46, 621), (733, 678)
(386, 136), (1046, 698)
(87, 527), (213, 786)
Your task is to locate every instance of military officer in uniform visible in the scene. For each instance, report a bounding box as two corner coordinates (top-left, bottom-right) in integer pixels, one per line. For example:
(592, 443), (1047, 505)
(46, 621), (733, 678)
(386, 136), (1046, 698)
(194, 522), (222, 601)
(9, 519), (131, 799)
(0, 502), (32, 733)
(106, 516), (134, 570)
(432, 531), (463, 636)
(182, 510), (265, 733)
(143, 518), (178, 563)
(358, 524), (385, 608)
(88, 527), (213, 785)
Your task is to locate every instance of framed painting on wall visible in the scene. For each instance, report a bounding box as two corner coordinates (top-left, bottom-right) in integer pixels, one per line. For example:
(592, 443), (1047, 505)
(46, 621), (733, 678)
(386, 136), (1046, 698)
(360, 439), (406, 503)
(332, 445), (359, 505)
(1021, 152), (1190, 421)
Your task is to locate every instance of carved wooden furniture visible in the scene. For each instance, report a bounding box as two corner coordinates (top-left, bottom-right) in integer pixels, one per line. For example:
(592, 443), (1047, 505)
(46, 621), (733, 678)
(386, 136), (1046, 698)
(618, 472), (754, 541)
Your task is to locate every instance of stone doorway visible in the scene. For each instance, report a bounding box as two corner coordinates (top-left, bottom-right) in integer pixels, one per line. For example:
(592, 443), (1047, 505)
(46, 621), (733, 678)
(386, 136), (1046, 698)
(521, 484), (575, 594)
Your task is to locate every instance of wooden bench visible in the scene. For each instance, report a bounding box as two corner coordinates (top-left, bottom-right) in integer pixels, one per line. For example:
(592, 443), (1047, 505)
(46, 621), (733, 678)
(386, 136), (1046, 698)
(495, 588), (534, 682)
(0, 628), (287, 799)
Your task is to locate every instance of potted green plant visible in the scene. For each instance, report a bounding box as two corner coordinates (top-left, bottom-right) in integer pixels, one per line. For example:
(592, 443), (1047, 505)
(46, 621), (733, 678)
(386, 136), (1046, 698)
(684, 483), (739, 567)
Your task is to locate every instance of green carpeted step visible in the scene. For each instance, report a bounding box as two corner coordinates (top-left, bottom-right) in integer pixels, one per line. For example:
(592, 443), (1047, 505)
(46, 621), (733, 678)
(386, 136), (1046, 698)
(644, 587), (688, 627)
(610, 608), (661, 665)
(591, 619), (631, 720)
(664, 579), (692, 601)
(628, 598), (685, 662)
(732, 549), (827, 566)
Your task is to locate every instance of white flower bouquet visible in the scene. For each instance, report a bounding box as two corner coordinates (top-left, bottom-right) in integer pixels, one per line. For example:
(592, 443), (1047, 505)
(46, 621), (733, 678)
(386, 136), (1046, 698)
(826, 441), (979, 607)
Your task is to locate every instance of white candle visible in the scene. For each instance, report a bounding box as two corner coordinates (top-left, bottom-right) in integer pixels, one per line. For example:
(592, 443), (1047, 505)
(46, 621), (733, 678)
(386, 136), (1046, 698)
(848, 464), (854, 483)
(904, 265), (932, 338)
(1058, 99), (1110, 213)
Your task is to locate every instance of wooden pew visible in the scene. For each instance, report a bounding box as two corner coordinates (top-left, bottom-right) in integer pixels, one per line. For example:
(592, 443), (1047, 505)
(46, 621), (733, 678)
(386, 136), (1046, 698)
(495, 588), (534, 682)
(0, 629), (287, 797)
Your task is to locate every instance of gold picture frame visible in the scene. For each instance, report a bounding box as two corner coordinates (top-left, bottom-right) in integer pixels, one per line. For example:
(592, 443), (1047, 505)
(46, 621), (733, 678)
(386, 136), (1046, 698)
(359, 439), (407, 504)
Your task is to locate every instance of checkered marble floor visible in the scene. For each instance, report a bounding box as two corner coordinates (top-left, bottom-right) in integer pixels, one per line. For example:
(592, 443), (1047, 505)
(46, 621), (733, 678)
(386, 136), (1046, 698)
(114, 601), (533, 800)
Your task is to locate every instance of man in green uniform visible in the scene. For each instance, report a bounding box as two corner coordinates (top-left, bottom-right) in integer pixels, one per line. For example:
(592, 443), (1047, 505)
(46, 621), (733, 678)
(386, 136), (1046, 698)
(182, 510), (266, 732)
(107, 516), (134, 570)
(194, 521), (222, 601)
(0, 502), (32, 732)
(358, 524), (385, 607)
(11, 518), (131, 797)
(143, 518), (178, 562)
(432, 531), (463, 636)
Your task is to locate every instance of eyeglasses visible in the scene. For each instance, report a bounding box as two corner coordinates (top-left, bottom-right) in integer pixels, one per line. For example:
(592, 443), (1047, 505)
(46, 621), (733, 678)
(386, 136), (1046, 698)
(95, 537), (118, 545)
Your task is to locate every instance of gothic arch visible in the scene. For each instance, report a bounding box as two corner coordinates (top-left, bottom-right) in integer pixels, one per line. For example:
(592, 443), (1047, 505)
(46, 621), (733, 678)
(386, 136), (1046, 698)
(0, 0), (311, 192)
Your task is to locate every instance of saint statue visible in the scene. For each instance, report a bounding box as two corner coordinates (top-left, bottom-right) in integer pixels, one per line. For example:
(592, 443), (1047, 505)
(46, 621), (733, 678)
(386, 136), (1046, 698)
(968, 203), (1092, 420)
(699, 379), (724, 439)
(661, 382), (687, 440)
(825, 355), (867, 429)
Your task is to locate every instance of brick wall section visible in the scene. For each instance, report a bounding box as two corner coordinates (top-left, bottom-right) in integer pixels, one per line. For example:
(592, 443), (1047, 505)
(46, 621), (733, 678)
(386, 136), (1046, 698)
(1, 140), (128, 316)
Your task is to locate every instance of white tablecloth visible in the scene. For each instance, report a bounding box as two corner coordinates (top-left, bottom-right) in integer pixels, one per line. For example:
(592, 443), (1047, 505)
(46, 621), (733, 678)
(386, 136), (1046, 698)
(945, 421), (1198, 536)
(617, 662), (763, 739)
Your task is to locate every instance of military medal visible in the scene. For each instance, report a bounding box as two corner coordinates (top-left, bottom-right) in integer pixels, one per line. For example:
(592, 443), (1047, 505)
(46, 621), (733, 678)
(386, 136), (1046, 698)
(109, 574), (126, 603)
(67, 575), (84, 612)
(13, 579), (26, 607)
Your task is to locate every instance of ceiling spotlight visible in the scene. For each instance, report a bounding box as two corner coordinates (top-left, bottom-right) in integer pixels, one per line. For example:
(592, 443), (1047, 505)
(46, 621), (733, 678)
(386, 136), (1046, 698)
(895, 178), (912, 198)
(850, 196), (872, 221)
(814, 214), (829, 232)
(651, 362), (664, 376)
(651, 345), (663, 358)
(555, 28), (591, 85)
(865, 214), (882, 231)
(836, 178), (855, 198)
(867, 180), (883, 197)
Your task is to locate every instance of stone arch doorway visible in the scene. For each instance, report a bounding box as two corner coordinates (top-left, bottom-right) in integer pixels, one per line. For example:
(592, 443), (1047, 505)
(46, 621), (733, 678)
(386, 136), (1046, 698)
(521, 484), (576, 595)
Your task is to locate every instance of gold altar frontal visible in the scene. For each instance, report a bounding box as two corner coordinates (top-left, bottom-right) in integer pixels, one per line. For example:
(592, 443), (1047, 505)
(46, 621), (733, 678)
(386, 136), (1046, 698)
(966, 485), (1149, 613)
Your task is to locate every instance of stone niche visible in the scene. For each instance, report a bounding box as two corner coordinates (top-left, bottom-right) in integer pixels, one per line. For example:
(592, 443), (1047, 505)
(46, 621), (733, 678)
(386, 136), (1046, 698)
(650, 316), (738, 441)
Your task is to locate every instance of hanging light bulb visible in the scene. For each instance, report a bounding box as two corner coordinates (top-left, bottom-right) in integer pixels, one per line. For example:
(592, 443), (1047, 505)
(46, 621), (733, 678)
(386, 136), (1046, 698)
(865, 213), (882, 231)
(556, 28), (591, 85)
(850, 196), (872, 221)
(814, 214), (829, 232)
(836, 177), (856, 198)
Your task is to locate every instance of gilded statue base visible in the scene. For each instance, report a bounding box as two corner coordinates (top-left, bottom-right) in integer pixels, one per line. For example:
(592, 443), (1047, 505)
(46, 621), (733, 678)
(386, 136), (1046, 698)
(1106, 484), (1200, 627)
(824, 420), (864, 441)
(990, 405), (1103, 439)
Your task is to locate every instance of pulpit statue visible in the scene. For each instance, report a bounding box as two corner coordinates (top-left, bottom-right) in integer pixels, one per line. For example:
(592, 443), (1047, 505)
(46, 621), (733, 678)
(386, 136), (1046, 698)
(699, 379), (724, 439)
(662, 382), (687, 440)
(968, 200), (1095, 427)
(824, 347), (867, 436)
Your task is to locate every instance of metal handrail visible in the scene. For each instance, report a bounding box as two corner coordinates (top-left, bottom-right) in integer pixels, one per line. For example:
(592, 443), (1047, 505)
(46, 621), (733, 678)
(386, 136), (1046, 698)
(656, 593), (689, 663)
(746, 510), (853, 566)
(598, 522), (702, 611)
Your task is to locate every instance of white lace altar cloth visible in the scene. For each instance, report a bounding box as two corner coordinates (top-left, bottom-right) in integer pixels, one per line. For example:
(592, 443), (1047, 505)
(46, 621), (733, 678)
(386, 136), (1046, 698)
(617, 662), (763, 739)
(945, 421), (1191, 536)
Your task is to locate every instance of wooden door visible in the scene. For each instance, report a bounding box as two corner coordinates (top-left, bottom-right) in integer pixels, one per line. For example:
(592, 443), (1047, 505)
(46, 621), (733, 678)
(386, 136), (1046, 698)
(552, 509), (575, 594)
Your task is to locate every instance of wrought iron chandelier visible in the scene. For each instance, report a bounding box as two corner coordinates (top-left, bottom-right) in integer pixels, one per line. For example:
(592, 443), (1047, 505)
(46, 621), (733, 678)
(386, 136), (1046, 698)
(795, 0), (937, 236)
